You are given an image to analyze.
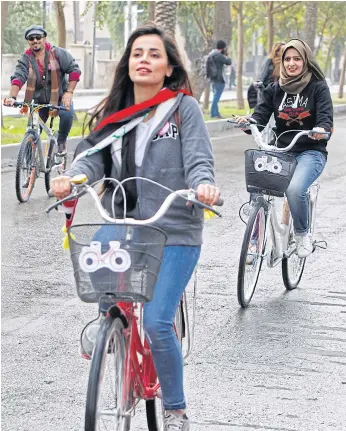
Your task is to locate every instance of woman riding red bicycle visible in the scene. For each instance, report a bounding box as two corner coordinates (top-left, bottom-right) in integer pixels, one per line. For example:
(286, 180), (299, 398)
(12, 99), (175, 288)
(51, 24), (220, 430)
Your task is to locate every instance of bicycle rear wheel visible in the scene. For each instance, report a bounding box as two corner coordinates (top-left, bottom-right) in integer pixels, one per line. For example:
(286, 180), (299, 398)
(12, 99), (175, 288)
(237, 198), (267, 308)
(44, 134), (67, 195)
(282, 216), (306, 290)
(85, 316), (131, 431)
(15, 132), (38, 203)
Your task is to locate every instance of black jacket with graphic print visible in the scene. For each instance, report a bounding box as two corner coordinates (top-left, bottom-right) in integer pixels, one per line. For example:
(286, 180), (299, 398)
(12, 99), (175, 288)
(250, 76), (333, 154)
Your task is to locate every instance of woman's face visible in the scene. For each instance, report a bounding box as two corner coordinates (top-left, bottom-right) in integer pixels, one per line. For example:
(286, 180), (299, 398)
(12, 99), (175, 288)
(283, 47), (304, 76)
(129, 34), (173, 88)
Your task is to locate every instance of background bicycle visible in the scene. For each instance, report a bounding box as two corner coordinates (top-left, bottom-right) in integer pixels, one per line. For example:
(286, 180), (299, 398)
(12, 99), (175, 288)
(46, 175), (222, 430)
(4, 100), (68, 203)
(230, 119), (330, 308)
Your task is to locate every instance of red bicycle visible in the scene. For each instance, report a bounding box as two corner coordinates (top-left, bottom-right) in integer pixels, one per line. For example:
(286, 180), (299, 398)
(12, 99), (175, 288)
(46, 175), (222, 430)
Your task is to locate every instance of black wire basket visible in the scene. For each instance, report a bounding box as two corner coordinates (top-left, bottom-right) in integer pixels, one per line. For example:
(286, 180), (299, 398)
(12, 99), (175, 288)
(244, 149), (297, 197)
(67, 223), (167, 303)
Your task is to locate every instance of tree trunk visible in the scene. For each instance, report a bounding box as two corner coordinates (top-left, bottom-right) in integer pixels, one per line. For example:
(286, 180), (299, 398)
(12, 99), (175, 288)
(236, 3), (244, 109)
(1, 1), (9, 128)
(54, 1), (66, 48)
(323, 38), (334, 76)
(203, 84), (210, 112)
(148, 1), (155, 21)
(73, 1), (81, 43)
(303, 1), (318, 52)
(267, 2), (274, 54)
(338, 45), (346, 99)
(154, 1), (177, 37)
(213, 1), (231, 44)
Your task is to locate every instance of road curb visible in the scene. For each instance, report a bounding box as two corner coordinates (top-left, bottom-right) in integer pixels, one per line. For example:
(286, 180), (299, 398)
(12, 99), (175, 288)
(2, 107), (346, 163)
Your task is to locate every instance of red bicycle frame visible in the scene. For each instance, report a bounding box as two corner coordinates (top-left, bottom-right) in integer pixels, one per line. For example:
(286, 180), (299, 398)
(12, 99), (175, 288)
(117, 301), (160, 406)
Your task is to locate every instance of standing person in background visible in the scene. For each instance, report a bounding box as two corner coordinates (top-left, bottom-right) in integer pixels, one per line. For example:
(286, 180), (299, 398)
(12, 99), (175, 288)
(207, 40), (232, 119)
(3, 25), (81, 155)
(259, 42), (285, 87)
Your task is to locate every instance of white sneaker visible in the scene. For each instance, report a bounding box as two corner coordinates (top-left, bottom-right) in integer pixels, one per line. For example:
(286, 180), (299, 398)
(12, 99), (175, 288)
(296, 234), (313, 258)
(164, 411), (190, 430)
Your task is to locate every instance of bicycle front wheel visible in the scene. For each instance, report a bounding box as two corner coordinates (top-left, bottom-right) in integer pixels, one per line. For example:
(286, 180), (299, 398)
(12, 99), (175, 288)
(282, 216), (306, 290)
(237, 198), (267, 308)
(15, 132), (38, 203)
(44, 135), (67, 195)
(85, 316), (131, 431)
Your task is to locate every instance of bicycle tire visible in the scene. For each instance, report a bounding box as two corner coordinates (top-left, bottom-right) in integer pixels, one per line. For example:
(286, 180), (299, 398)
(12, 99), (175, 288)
(15, 132), (38, 203)
(237, 198), (267, 308)
(282, 216), (306, 291)
(85, 316), (131, 431)
(44, 136), (67, 195)
(146, 396), (165, 431)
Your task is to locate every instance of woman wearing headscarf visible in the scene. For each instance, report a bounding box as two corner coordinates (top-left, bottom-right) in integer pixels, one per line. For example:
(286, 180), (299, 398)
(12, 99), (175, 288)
(235, 39), (333, 258)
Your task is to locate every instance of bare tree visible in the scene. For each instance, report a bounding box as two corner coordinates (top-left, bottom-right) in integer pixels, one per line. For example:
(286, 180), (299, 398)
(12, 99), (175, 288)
(263, 1), (299, 53)
(338, 44), (346, 99)
(54, 1), (66, 48)
(303, 2), (318, 52)
(148, 1), (155, 21)
(155, 1), (177, 36)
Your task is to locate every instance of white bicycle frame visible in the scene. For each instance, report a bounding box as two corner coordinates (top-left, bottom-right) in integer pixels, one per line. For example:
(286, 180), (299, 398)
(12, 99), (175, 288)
(248, 124), (320, 267)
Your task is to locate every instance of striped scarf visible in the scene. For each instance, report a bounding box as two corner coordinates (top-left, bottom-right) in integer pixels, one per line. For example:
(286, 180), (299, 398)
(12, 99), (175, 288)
(24, 47), (60, 105)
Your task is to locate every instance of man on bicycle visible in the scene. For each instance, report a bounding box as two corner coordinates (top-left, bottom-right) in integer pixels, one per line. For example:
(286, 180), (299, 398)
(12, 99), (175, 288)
(4, 25), (81, 155)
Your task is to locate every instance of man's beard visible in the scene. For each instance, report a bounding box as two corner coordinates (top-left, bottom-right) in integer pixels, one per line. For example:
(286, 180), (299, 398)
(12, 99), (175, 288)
(32, 45), (43, 52)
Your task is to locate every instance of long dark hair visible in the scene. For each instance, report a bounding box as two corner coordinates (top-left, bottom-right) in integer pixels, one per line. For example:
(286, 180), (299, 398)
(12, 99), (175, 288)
(87, 24), (193, 132)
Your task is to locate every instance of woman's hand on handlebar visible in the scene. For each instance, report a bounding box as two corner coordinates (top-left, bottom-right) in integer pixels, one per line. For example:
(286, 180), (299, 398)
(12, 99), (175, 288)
(231, 114), (251, 131)
(310, 127), (329, 141)
(3, 97), (16, 106)
(196, 183), (220, 206)
(50, 176), (72, 200)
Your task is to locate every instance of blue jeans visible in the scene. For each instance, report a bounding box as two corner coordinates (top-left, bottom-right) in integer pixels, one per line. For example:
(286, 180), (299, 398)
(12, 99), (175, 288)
(89, 226), (201, 410)
(143, 245), (201, 410)
(286, 150), (327, 235)
(39, 103), (74, 144)
(210, 81), (225, 117)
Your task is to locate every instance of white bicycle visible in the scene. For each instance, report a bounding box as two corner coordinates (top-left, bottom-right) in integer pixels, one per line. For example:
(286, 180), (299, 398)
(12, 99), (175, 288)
(229, 119), (330, 308)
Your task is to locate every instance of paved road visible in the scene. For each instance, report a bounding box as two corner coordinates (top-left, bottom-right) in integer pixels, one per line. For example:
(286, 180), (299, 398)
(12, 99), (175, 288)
(2, 118), (346, 431)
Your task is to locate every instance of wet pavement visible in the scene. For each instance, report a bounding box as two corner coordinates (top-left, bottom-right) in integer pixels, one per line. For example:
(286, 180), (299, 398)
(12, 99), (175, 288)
(2, 117), (346, 431)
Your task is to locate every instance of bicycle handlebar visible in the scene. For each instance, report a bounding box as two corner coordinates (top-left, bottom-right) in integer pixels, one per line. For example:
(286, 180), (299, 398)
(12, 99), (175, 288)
(4, 100), (68, 111)
(227, 119), (331, 152)
(46, 179), (224, 223)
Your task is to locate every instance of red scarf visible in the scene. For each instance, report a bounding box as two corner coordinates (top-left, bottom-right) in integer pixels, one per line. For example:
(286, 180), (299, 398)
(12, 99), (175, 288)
(94, 88), (191, 132)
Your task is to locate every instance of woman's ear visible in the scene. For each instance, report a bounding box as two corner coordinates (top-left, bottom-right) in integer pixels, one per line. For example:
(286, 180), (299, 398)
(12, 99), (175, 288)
(166, 65), (173, 78)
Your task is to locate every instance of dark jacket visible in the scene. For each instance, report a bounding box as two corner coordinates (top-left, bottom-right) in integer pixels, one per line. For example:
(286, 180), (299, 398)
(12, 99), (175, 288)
(209, 51), (232, 84)
(250, 77), (333, 154)
(259, 58), (276, 88)
(10, 43), (81, 103)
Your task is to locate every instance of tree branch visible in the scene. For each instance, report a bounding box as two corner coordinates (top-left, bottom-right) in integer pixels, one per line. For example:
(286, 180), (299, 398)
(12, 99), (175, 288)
(273, 1), (300, 14)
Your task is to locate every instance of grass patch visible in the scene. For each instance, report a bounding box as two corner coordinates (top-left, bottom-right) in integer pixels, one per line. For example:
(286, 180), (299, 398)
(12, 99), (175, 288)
(202, 100), (250, 121)
(1, 111), (89, 145)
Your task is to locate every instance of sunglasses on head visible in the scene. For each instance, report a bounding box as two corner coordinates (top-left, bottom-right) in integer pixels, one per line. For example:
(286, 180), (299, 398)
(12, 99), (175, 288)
(27, 35), (43, 42)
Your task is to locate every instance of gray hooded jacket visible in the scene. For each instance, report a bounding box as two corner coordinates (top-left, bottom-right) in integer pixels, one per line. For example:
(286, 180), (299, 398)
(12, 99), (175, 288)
(66, 94), (216, 246)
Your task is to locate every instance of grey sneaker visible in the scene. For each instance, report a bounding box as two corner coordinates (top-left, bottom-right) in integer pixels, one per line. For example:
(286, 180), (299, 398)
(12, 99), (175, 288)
(80, 315), (104, 360)
(164, 411), (190, 430)
(296, 234), (313, 258)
